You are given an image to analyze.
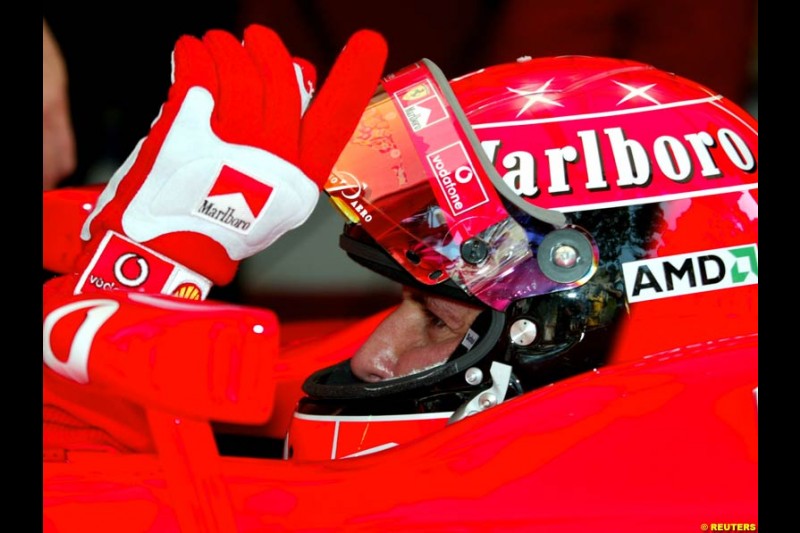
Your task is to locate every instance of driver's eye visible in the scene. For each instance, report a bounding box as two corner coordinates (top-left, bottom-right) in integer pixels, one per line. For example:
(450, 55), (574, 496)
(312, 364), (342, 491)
(423, 308), (447, 329)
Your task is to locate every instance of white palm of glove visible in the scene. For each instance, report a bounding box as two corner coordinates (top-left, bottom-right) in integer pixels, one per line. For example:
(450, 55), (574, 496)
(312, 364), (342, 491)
(82, 86), (319, 261)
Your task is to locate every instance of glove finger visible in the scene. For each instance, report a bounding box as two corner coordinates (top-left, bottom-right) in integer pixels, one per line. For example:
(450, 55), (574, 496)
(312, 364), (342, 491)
(243, 24), (301, 164)
(299, 29), (387, 186)
(110, 35), (217, 217)
(202, 29), (265, 147)
(292, 56), (317, 115)
(171, 34), (218, 99)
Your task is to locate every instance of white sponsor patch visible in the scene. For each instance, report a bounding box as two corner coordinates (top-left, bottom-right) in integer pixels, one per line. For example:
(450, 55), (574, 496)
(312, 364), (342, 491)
(622, 244), (758, 303)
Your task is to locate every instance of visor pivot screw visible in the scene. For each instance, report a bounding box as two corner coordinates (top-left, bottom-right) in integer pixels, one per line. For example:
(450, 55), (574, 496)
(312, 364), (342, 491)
(510, 318), (538, 346)
(538, 228), (596, 284)
(465, 367), (483, 385)
(553, 244), (578, 268)
(461, 238), (489, 265)
(479, 392), (498, 409)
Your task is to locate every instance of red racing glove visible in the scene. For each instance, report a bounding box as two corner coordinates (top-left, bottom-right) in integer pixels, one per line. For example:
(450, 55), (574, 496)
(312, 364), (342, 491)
(74, 24), (387, 299)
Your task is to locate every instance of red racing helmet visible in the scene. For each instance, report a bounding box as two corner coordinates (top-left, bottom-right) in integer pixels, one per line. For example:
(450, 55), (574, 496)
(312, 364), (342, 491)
(287, 55), (758, 460)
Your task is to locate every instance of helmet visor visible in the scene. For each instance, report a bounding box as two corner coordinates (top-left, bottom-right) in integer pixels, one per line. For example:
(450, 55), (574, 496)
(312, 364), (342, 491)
(325, 59), (592, 310)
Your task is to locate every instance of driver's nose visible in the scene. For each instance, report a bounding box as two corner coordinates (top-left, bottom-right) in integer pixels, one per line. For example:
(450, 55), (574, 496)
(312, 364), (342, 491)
(350, 301), (419, 382)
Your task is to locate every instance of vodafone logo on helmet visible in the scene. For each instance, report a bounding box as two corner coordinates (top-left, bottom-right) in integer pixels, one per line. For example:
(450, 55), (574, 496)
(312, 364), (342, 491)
(427, 142), (489, 216)
(454, 166), (475, 184)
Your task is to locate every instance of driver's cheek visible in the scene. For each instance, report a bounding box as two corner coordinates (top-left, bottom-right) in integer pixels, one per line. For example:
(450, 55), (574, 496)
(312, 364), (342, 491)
(392, 335), (464, 378)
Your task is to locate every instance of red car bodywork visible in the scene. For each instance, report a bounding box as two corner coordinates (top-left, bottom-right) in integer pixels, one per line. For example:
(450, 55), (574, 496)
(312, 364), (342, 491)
(43, 333), (758, 531)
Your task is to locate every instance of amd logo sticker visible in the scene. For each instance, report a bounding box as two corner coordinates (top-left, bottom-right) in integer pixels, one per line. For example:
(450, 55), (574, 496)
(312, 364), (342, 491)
(622, 244), (758, 303)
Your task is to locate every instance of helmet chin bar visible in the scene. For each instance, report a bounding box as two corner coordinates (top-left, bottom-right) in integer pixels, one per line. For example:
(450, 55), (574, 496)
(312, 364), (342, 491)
(301, 308), (507, 401)
(448, 361), (514, 424)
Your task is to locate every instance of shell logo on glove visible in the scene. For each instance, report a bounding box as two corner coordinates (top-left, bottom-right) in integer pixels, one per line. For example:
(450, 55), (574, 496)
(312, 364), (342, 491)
(172, 283), (203, 300)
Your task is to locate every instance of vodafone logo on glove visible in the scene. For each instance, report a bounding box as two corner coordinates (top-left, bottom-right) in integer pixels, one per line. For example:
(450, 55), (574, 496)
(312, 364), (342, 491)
(195, 164), (275, 234)
(75, 231), (211, 300)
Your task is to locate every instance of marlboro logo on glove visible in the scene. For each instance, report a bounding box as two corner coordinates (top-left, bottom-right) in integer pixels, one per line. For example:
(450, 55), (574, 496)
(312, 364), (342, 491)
(195, 164), (276, 234)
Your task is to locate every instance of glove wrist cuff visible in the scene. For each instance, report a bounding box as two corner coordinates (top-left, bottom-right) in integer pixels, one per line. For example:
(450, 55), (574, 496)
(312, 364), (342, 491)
(74, 231), (213, 300)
